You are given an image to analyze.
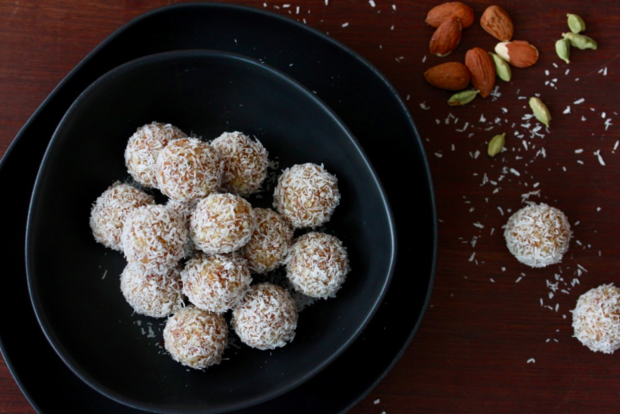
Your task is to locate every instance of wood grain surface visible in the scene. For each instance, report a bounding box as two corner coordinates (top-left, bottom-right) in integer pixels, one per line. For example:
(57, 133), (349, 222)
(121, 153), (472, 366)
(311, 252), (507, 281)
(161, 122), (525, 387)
(2, 0), (620, 413)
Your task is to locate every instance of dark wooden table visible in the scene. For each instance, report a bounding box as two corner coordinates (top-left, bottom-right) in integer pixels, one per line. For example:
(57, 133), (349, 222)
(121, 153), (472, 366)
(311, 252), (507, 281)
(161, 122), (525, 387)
(2, 0), (620, 412)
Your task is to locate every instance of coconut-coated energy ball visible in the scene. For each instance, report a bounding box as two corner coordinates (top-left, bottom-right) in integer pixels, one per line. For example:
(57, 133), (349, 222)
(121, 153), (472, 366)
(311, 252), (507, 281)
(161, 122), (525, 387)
(89, 182), (155, 251)
(120, 263), (184, 318)
(156, 138), (223, 201)
(232, 283), (298, 350)
(124, 122), (187, 188)
(273, 163), (340, 228)
(190, 193), (255, 255)
(572, 284), (620, 354)
(182, 253), (252, 313)
(285, 232), (350, 299)
(212, 131), (269, 196)
(163, 306), (228, 370)
(241, 208), (293, 274)
(504, 203), (571, 268)
(121, 205), (188, 272)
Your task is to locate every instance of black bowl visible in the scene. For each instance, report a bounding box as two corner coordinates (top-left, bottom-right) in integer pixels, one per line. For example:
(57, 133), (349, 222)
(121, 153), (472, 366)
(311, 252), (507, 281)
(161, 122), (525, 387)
(25, 50), (395, 413)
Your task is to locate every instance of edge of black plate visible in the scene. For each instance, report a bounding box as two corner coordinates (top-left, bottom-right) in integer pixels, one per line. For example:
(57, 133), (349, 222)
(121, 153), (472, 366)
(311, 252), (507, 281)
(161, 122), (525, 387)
(1, 3), (437, 414)
(25, 48), (398, 414)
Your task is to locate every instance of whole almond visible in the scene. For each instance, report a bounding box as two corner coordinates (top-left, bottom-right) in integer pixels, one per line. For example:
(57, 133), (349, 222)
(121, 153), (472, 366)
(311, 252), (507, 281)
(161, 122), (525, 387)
(430, 17), (462, 57)
(480, 5), (514, 42)
(465, 47), (496, 98)
(426, 2), (474, 29)
(495, 40), (539, 68)
(423, 62), (471, 91)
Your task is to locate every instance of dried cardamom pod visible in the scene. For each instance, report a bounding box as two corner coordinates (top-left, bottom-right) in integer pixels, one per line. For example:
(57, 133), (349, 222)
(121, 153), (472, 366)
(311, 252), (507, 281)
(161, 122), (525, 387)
(563, 32), (597, 50)
(529, 97), (551, 128)
(448, 90), (479, 106)
(567, 13), (586, 34)
(488, 133), (506, 157)
(555, 38), (571, 64)
(489, 52), (512, 82)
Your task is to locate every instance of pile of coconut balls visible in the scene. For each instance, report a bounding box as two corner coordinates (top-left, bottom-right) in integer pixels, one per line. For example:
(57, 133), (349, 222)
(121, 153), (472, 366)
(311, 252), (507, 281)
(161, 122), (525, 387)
(89, 122), (350, 370)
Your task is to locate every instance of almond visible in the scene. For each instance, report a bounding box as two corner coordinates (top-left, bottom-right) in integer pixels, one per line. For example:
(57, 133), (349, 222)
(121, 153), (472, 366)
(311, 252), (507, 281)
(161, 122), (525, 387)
(430, 17), (462, 57)
(480, 5), (514, 42)
(426, 2), (474, 29)
(464, 47), (496, 98)
(423, 62), (471, 91)
(495, 41), (539, 68)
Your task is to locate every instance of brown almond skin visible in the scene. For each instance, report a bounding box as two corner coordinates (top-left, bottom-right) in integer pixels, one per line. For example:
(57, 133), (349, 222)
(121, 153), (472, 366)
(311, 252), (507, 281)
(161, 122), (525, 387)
(465, 47), (496, 98)
(426, 2), (474, 29)
(423, 62), (471, 91)
(506, 40), (539, 68)
(430, 17), (462, 57)
(480, 5), (514, 42)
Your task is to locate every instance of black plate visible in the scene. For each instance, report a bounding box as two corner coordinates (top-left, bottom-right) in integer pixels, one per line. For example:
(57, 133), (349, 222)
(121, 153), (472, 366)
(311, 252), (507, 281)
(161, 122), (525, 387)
(26, 50), (395, 414)
(1, 3), (436, 414)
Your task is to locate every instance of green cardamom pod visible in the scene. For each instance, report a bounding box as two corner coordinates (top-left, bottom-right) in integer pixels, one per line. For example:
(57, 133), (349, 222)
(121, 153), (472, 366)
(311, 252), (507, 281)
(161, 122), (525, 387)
(567, 13), (586, 34)
(489, 52), (512, 82)
(488, 133), (506, 157)
(563, 32), (597, 50)
(529, 97), (551, 128)
(555, 38), (571, 64)
(448, 90), (479, 106)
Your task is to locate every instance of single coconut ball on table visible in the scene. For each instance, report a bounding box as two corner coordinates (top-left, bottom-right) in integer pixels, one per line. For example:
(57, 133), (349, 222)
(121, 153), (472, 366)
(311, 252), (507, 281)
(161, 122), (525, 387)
(121, 205), (188, 272)
(190, 193), (255, 255)
(232, 282), (298, 350)
(285, 232), (350, 299)
(124, 122), (187, 188)
(182, 253), (252, 313)
(156, 137), (223, 202)
(273, 163), (340, 229)
(241, 208), (294, 274)
(120, 262), (184, 318)
(572, 284), (620, 354)
(163, 306), (228, 370)
(503, 203), (571, 268)
(166, 198), (199, 258)
(211, 131), (269, 196)
(89, 182), (155, 251)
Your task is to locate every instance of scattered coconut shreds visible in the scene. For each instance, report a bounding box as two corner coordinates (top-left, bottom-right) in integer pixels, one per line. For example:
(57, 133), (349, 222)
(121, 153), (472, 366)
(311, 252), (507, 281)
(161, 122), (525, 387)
(490, 278), (495, 283)
(469, 252), (475, 262)
(575, 149), (583, 154)
(527, 358), (536, 364)
(563, 106), (571, 114)
(574, 98), (585, 105)
(341, 22), (349, 27)
(420, 102), (430, 110)
(369, 0), (376, 7)
(434, 152), (442, 158)
(614, 141), (619, 151)
(374, 399), (381, 404)
(599, 67), (608, 76)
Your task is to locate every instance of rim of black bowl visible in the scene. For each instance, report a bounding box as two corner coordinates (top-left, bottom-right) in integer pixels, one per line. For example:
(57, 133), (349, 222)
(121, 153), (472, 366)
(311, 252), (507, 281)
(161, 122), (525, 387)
(25, 48), (398, 414)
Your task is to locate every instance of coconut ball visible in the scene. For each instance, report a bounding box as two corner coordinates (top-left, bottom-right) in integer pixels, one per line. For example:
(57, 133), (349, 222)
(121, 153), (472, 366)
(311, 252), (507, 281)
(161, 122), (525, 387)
(273, 163), (340, 228)
(241, 208), (293, 274)
(572, 284), (620, 354)
(156, 138), (223, 201)
(504, 203), (571, 268)
(286, 232), (350, 299)
(120, 263), (184, 318)
(190, 193), (255, 255)
(232, 283), (298, 350)
(182, 253), (252, 313)
(124, 122), (187, 188)
(212, 131), (269, 196)
(121, 205), (188, 272)
(163, 306), (228, 370)
(89, 182), (155, 251)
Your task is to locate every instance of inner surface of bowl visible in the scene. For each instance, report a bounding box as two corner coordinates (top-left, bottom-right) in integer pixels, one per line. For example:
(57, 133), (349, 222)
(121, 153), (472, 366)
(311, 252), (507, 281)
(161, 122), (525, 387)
(26, 50), (395, 413)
